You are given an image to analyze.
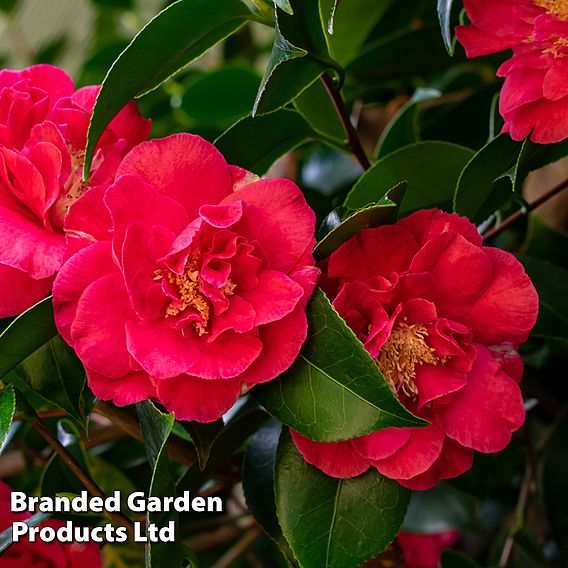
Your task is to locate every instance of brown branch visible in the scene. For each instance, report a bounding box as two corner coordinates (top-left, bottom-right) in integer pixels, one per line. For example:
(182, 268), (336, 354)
(13, 409), (69, 422)
(483, 175), (568, 241)
(31, 418), (135, 537)
(321, 73), (371, 171)
(211, 526), (263, 568)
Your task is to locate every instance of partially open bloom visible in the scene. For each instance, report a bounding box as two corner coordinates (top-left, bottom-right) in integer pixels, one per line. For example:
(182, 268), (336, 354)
(291, 210), (538, 489)
(0, 482), (102, 568)
(398, 530), (460, 568)
(0, 64), (151, 316)
(456, 0), (568, 143)
(53, 133), (318, 422)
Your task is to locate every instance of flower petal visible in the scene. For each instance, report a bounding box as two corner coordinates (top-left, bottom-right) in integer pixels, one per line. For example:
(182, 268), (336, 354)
(156, 374), (242, 422)
(290, 430), (371, 478)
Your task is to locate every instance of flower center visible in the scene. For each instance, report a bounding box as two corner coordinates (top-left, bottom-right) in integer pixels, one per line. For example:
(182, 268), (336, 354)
(154, 251), (235, 336)
(51, 148), (88, 228)
(534, 0), (568, 20)
(377, 321), (442, 399)
(545, 36), (568, 57)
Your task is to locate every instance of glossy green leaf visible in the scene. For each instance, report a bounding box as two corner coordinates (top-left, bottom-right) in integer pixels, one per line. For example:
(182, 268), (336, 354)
(275, 429), (410, 568)
(349, 25), (459, 79)
(184, 419), (224, 471)
(523, 215), (568, 270)
(453, 134), (521, 222)
(375, 88), (441, 159)
(0, 512), (50, 554)
(437, 0), (456, 55)
(517, 255), (568, 340)
(512, 137), (568, 192)
(253, 0), (333, 116)
(243, 421), (297, 564)
(327, 0), (395, 65)
(274, 0), (293, 14)
(294, 78), (346, 143)
(181, 65), (261, 127)
(0, 297), (57, 379)
(137, 401), (184, 568)
(84, 0), (253, 173)
(177, 401), (269, 492)
(254, 289), (426, 442)
(215, 109), (315, 174)
(402, 482), (473, 533)
(6, 337), (86, 426)
(345, 141), (474, 214)
(0, 384), (15, 450)
(314, 182), (406, 260)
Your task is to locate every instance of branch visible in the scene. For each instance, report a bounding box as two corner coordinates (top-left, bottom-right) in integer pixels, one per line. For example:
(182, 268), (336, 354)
(321, 73), (371, 171)
(483, 175), (568, 241)
(32, 418), (135, 537)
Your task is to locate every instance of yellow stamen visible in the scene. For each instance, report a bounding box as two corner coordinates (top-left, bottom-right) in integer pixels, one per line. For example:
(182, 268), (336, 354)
(544, 37), (568, 57)
(534, 0), (568, 20)
(155, 252), (236, 336)
(377, 321), (443, 399)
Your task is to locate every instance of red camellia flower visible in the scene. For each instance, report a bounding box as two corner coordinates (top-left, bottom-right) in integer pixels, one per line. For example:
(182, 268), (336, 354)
(456, 0), (568, 143)
(0, 482), (102, 568)
(291, 210), (538, 489)
(398, 530), (460, 568)
(53, 133), (318, 422)
(0, 64), (151, 316)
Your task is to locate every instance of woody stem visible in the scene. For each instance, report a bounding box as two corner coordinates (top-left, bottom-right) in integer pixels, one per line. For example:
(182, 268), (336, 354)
(321, 73), (371, 171)
(483, 175), (568, 241)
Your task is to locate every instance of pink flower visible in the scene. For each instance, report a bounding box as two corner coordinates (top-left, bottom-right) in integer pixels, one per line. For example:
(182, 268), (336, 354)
(0, 481), (102, 568)
(456, 1), (568, 143)
(291, 210), (538, 490)
(0, 64), (151, 316)
(398, 530), (460, 568)
(498, 15), (568, 143)
(53, 133), (318, 422)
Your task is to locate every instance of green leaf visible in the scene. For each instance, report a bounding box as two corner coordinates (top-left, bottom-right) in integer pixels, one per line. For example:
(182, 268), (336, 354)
(437, 0), (456, 55)
(181, 65), (261, 127)
(512, 137), (568, 192)
(243, 421), (297, 564)
(0, 297), (57, 379)
(375, 88), (441, 159)
(0, 512), (50, 554)
(453, 134), (522, 222)
(274, 0), (293, 14)
(254, 289), (426, 442)
(177, 400), (269, 493)
(6, 337), (86, 427)
(522, 215), (568, 271)
(84, 0), (253, 174)
(517, 255), (568, 340)
(215, 109), (315, 174)
(402, 482), (473, 533)
(327, 0), (395, 65)
(0, 384), (15, 450)
(314, 182), (406, 260)
(253, 0), (334, 116)
(348, 25), (459, 79)
(137, 401), (184, 568)
(275, 429), (410, 568)
(345, 141), (474, 214)
(294, 78), (347, 143)
(184, 419), (224, 471)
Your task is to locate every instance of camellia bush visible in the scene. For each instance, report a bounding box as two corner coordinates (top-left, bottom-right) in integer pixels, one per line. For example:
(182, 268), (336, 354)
(0, 0), (567, 567)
